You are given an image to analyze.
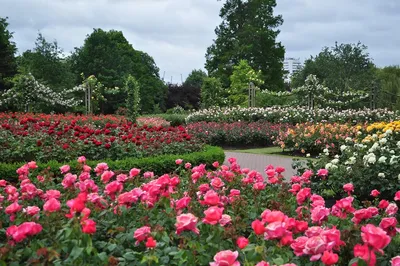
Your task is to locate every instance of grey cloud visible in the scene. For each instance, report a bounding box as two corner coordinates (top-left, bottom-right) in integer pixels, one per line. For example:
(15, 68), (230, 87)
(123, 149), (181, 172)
(1, 0), (399, 81)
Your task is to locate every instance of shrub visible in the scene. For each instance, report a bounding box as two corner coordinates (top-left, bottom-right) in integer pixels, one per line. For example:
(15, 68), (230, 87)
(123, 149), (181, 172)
(0, 145), (225, 182)
(275, 122), (363, 155)
(296, 128), (400, 200)
(187, 121), (292, 147)
(0, 112), (200, 163)
(186, 106), (400, 124)
(1, 156), (399, 265)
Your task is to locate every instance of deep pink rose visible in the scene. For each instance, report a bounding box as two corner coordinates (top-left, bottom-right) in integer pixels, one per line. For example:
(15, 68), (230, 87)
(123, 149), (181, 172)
(361, 224), (391, 252)
(203, 206), (224, 225)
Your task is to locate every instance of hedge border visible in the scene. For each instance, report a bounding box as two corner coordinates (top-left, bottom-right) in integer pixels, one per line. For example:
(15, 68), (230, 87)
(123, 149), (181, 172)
(0, 145), (225, 182)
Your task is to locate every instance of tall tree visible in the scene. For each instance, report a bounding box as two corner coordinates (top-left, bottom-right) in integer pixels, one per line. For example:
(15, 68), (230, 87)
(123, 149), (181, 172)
(376, 66), (400, 110)
(0, 17), (17, 93)
(18, 33), (75, 90)
(184, 69), (207, 88)
(292, 42), (376, 106)
(205, 0), (285, 90)
(71, 29), (166, 113)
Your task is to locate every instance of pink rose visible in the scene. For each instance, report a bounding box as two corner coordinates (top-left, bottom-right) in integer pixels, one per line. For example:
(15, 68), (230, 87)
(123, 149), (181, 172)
(175, 196), (191, 210)
(77, 156), (86, 164)
(210, 250), (240, 266)
(317, 169), (328, 177)
(361, 224), (391, 252)
(129, 168), (141, 177)
(252, 219), (266, 235)
(23, 206), (40, 217)
(386, 203), (398, 216)
(143, 171), (154, 179)
(62, 173), (77, 189)
(184, 162), (192, 169)
(175, 213), (199, 235)
(296, 188), (311, 205)
(212, 161), (220, 168)
(133, 226), (151, 244)
(291, 236), (308, 256)
(311, 206), (330, 225)
(370, 189), (380, 197)
(264, 221), (287, 239)
(211, 177), (225, 190)
(201, 190), (220, 206)
(343, 183), (354, 194)
(100, 170), (115, 184)
(43, 198), (61, 213)
(236, 236), (249, 249)
(175, 159), (183, 165)
(395, 191), (400, 201)
(219, 214), (232, 226)
(60, 165), (70, 174)
(203, 206), (224, 225)
(321, 251), (338, 266)
(378, 200), (389, 209)
(391, 256), (400, 266)
(255, 261), (270, 266)
(304, 236), (326, 261)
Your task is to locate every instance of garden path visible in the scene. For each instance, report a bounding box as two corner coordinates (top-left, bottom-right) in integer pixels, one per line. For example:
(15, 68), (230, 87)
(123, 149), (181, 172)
(224, 151), (301, 179)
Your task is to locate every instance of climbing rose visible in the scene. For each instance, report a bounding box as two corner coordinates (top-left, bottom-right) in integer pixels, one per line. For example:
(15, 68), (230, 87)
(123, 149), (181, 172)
(210, 250), (240, 266)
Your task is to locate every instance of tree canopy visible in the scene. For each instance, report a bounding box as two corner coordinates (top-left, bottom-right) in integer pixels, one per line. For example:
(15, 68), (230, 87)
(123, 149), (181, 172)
(292, 42), (376, 103)
(0, 17), (17, 93)
(17, 33), (75, 90)
(205, 0), (285, 90)
(70, 29), (166, 113)
(184, 69), (207, 88)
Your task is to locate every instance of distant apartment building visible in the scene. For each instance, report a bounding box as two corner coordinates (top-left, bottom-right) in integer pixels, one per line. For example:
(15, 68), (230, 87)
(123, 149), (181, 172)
(283, 58), (302, 83)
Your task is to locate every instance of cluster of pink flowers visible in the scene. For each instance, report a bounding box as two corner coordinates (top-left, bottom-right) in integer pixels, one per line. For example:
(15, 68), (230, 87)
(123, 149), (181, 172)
(1, 156), (399, 265)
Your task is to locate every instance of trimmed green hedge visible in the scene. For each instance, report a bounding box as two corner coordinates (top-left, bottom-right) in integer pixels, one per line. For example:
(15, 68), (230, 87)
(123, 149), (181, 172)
(0, 145), (225, 182)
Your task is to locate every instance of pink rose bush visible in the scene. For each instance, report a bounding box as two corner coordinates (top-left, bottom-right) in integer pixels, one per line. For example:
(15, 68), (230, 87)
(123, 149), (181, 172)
(0, 158), (399, 265)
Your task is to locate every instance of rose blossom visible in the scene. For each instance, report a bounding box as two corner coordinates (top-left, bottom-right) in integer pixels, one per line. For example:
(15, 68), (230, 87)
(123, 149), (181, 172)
(236, 237), (249, 249)
(386, 203), (398, 216)
(210, 250), (240, 266)
(134, 226), (151, 244)
(361, 224), (391, 252)
(370, 189), (380, 197)
(175, 213), (199, 235)
(203, 206), (224, 225)
(391, 256), (400, 266)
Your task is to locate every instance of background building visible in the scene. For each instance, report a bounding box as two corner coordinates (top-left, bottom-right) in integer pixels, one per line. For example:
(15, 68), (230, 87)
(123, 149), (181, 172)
(284, 57), (302, 83)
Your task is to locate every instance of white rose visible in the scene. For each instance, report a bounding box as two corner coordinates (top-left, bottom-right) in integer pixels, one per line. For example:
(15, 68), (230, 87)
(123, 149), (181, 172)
(340, 145), (347, 152)
(331, 159), (339, 164)
(378, 156), (387, 163)
(378, 173), (385, 178)
(379, 138), (387, 145)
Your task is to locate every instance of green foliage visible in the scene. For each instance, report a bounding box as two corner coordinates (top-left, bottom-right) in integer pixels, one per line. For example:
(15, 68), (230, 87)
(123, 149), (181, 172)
(184, 69), (208, 88)
(291, 42), (375, 108)
(70, 29), (166, 113)
(229, 60), (264, 106)
(125, 75), (141, 122)
(0, 17), (17, 94)
(0, 145), (225, 182)
(205, 0), (285, 90)
(376, 66), (400, 110)
(17, 33), (75, 90)
(201, 77), (226, 108)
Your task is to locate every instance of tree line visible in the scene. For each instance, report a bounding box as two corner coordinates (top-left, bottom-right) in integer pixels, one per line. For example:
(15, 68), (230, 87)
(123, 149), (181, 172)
(1, 0), (400, 114)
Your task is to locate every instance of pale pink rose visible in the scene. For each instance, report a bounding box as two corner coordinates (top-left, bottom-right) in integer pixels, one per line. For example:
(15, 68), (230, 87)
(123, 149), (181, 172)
(133, 226), (151, 244)
(175, 213), (199, 235)
(386, 203), (398, 216)
(60, 165), (70, 174)
(219, 214), (232, 226)
(264, 221), (287, 239)
(391, 256), (400, 266)
(143, 171), (154, 179)
(304, 236), (326, 261)
(210, 250), (240, 266)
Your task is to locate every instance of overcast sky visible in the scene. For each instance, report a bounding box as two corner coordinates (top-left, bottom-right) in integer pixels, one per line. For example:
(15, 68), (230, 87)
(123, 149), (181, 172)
(1, 0), (400, 83)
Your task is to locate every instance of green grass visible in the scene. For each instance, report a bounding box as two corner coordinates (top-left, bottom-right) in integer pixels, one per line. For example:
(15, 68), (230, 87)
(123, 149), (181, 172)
(225, 146), (318, 161)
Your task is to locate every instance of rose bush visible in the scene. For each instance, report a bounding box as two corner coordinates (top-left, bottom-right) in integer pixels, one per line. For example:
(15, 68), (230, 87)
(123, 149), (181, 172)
(297, 127), (400, 200)
(0, 112), (202, 163)
(0, 157), (399, 265)
(186, 106), (399, 124)
(186, 121), (292, 147)
(275, 122), (363, 155)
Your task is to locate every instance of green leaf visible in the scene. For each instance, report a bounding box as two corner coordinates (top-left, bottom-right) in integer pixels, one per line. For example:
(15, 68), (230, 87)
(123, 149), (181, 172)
(69, 246), (84, 261)
(123, 252), (136, 261)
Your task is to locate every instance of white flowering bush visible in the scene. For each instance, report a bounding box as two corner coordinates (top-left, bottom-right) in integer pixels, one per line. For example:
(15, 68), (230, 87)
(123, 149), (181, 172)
(0, 74), (82, 111)
(300, 129), (400, 200)
(186, 106), (399, 124)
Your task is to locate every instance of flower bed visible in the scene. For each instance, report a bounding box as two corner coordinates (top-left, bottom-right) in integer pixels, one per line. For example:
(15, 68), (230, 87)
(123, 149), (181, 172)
(0, 112), (202, 163)
(186, 121), (292, 147)
(1, 158), (399, 265)
(275, 123), (363, 155)
(297, 127), (400, 200)
(186, 106), (399, 124)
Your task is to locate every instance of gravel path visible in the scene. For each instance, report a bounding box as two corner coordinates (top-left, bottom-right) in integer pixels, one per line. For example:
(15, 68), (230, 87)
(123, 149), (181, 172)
(224, 151), (302, 179)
